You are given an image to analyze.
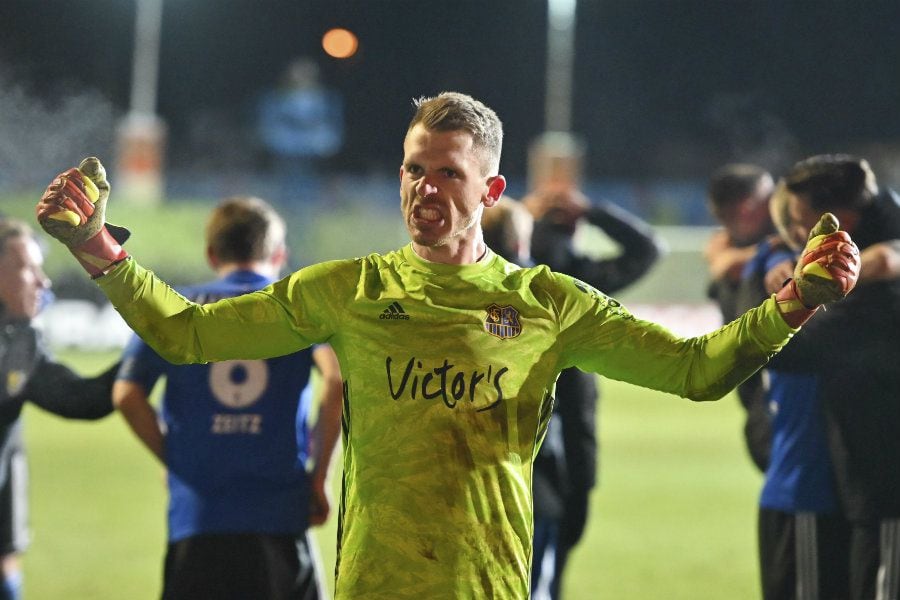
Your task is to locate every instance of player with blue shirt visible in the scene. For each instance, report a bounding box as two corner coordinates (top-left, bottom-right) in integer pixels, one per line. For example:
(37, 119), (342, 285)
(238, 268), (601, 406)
(112, 197), (342, 599)
(758, 173), (900, 600)
(742, 219), (848, 600)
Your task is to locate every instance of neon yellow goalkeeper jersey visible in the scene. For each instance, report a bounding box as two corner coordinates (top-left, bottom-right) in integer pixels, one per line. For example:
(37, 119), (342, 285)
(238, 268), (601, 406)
(99, 244), (796, 599)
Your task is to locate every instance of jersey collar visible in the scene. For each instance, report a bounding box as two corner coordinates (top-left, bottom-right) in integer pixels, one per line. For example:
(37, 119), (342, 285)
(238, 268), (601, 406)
(401, 243), (498, 278)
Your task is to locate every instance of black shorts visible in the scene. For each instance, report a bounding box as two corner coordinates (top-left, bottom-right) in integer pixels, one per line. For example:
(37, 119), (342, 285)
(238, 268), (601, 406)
(0, 423), (28, 556)
(758, 507), (851, 600)
(162, 531), (324, 600)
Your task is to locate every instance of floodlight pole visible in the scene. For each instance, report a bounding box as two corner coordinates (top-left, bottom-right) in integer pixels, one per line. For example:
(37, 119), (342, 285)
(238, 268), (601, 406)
(116, 0), (167, 204)
(130, 0), (163, 116)
(545, 0), (576, 133)
(529, 0), (585, 191)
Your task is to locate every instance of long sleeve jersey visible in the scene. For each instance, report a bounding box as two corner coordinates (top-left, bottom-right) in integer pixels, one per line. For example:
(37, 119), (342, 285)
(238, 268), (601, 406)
(98, 243), (795, 599)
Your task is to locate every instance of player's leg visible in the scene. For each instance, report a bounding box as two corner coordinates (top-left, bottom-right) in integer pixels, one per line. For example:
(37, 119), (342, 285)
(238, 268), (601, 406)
(531, 514), (558, 599)
(163, 532), (323, 600)
(293, 531), (326, 600)
(876, 518), (900, 600)
(848, 520), (880, 600)
(162, 535), (235, 599)
(0, 426), (28, 600)
(794, 512), (819, 599)
(758, 507), (795, 600)
(550, 488), (590, 599)
(163, 533), (295, 599)
(816, 512), (850, 600)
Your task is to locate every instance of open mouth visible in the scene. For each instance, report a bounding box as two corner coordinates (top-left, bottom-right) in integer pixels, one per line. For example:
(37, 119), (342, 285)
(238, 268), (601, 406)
(413, 205), (443, 224)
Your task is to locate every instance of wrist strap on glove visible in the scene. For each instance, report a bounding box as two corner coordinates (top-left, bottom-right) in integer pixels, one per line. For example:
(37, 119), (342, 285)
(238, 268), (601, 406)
(71, 224), (131, 279)
(774, 278), (818, 328)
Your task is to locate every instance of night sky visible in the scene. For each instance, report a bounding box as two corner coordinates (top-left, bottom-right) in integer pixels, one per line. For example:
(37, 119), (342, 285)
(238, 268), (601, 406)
(3, 0), (900, 183)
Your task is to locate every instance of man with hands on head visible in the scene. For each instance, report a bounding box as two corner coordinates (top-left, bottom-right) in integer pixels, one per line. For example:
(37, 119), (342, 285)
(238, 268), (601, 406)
(112, 197), (342, 600)
(518, 184), (665, 599)
(36, 92), (861, 599)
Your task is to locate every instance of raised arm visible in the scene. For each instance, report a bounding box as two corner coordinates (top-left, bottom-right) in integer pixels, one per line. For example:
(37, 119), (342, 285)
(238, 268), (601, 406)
(526, 187), (665, 293)
(36, 158), (318, 364)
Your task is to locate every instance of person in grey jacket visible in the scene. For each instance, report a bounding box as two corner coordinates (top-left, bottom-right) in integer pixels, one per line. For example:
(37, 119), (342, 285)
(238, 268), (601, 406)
(0, 217), (115, 598)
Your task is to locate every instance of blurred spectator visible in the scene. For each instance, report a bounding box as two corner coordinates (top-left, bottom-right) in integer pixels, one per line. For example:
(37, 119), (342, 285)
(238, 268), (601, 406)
(742, 182), (850, 600)
(481, 196), (534, 267)
(766, 155), (900, 600)
(704, 163), (776, 472)
(257, 57), (344, 204)
(0, 217), (116, 599)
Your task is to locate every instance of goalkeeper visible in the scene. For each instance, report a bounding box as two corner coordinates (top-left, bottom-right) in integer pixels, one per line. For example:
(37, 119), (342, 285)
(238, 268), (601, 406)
(35, 92), (860, 600)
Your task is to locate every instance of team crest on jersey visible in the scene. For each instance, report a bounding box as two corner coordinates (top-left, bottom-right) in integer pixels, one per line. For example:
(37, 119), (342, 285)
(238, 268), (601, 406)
(484, 304), (521, 339)
(6, 370), (26, 396)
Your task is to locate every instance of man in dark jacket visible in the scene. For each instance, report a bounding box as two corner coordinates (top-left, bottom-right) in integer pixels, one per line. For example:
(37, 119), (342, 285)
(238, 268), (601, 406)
(0, 217), (116, 598)
(704, 163), (777, 473)
(768, 154), (900, 600)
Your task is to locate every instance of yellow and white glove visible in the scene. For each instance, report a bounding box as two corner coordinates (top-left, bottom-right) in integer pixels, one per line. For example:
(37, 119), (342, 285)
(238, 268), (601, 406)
(775, 212), (860, 327)
(36, 157), (130, 278)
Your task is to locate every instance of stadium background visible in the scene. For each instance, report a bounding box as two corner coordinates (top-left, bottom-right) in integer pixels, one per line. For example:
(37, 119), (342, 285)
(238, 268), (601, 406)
(2, 1), (899, 597)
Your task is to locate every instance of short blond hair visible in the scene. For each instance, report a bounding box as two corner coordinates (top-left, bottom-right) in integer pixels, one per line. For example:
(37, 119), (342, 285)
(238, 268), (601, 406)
(408, 92), (504, 175)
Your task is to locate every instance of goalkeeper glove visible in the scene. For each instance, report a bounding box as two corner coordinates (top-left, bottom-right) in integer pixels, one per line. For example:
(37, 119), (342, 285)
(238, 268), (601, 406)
(36, 157), (130, 278)
(775, 212), (860, 327)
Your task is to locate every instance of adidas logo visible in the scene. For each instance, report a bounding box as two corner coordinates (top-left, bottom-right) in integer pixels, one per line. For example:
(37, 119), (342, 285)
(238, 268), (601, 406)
(379, 301), (410, 320)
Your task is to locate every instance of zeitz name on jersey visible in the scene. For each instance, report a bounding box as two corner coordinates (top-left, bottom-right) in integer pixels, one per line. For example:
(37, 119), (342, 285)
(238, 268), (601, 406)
(211, 413), (262, 434)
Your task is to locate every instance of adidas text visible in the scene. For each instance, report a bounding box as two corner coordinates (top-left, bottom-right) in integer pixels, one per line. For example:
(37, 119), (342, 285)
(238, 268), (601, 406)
(380, 302), (410, 320)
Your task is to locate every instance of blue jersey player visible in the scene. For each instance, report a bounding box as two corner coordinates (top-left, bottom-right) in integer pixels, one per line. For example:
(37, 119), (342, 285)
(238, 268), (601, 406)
(112, 197), (342, 599)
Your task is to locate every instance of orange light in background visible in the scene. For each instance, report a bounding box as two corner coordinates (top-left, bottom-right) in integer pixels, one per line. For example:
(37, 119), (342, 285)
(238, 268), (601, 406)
(322, 28), (359, 59)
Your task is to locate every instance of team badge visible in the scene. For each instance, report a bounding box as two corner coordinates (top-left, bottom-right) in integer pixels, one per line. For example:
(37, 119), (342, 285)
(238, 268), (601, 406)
(484, 304), (521, 339)
(6, 370), (26, 396)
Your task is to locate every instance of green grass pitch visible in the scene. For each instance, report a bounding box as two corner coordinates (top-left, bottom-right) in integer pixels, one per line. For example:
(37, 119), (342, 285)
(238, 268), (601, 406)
(21, 350), (764, 599)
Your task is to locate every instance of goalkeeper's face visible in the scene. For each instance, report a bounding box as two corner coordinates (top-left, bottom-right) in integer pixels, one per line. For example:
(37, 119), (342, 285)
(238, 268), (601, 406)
(399, 124), (505, 263)
(0, 235), (50, 319)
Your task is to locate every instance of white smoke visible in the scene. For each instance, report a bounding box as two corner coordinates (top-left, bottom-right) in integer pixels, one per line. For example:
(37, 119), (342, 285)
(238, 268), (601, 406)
(0, 64), (121, 190)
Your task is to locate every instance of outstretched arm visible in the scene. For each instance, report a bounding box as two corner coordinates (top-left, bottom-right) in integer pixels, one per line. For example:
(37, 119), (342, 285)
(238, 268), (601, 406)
(25, 358), (117, 420)
(562, 214), (860, 401)
(36, 158), (323, 364)
(308, 345), (343, 526)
